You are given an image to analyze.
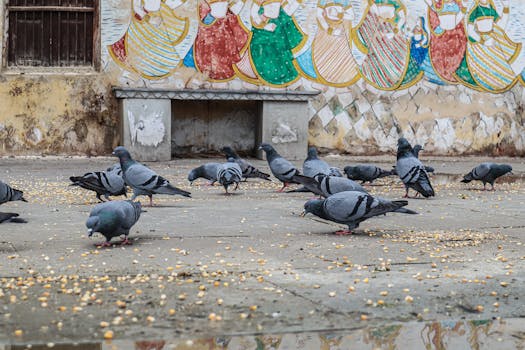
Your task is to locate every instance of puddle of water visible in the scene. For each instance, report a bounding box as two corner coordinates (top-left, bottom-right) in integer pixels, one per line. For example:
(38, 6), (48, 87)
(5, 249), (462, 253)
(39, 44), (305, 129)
(4, 318), (524, 350)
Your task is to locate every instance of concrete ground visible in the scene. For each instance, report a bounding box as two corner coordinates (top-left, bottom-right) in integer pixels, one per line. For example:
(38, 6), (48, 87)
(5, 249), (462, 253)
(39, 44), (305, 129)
(0, 155), (524, 349)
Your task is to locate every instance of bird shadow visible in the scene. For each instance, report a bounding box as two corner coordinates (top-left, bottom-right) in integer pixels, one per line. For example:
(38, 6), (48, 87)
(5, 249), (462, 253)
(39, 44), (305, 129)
(214, 192), (244, 196)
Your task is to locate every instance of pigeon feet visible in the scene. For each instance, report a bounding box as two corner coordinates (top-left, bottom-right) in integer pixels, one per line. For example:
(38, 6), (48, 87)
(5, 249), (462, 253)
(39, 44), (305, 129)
(277, 183), (289, 193)
(120, 238), (132, 245)
(334, 229), (353, 235)
(96, 242), (113, 248)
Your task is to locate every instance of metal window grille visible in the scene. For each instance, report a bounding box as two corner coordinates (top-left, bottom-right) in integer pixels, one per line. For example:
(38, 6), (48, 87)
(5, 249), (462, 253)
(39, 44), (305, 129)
(7, 0), (97, 67)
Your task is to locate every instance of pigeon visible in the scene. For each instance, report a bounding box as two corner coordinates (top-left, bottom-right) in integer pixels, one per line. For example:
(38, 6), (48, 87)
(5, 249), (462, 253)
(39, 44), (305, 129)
(0, 180), (27, 205)
(216, 160), (243, 194)
(86, 200), (142, 247)
(112, 146), (191, 206)
(302, 190), (417, 235)
(0, 212), (27, 224)
(188, 163), (222, 185)
(221, 146), (271, 181)
(410, 144), (435, 173)
(344, 165), (394, 184)
(396, 138), (435, 198)
(461, 163), (512, 191)
(303, 147), (331, 177)
(259, 143), (303, 192)
(293, 173), (367, 197)
(69, 163), (127, 202)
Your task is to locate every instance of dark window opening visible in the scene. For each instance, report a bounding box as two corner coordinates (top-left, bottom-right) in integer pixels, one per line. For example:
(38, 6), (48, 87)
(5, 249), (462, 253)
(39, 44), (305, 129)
(7, 0), (98, 67)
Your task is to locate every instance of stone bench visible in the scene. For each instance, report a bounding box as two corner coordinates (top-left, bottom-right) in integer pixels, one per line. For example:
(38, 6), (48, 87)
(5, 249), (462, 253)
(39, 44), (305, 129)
(113, 88), (319, 161)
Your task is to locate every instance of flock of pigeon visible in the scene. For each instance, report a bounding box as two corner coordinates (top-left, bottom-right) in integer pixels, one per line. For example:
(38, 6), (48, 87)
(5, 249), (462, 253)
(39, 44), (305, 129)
(0, 138), (514, 246)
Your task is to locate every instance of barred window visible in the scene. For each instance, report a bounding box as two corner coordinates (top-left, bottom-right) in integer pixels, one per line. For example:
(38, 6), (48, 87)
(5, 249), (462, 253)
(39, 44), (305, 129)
(7, 0), (98, 67)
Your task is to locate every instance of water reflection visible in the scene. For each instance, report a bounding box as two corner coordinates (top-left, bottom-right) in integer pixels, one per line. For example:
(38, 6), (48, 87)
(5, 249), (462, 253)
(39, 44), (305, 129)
(6, 318), (525, 350)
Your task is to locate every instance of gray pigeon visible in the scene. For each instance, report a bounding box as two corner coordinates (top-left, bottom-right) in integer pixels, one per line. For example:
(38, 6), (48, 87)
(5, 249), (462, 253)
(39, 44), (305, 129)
(396, 138), (435, 198)
(216, 160), (243, 194)
(86, 200), (142, 247)
(112, 146), (191, 206)
(259, 143), (303, 192)
(0, 212), (27, 224)
(293, 173), (367, 197)
(70, 163), (127, 202)
(343, 165), (394, 184)
(0, 180), (27, 205)
(303, 147), (331, 177)
(461, 163), (512, 190)
(188, 163), (222, 185)
(302, 191), (417, 235)
(221, 146), (271, 181)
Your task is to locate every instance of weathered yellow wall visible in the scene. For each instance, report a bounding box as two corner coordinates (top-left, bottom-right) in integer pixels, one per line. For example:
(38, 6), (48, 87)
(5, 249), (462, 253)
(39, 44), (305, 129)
(0, 75), (119, 155)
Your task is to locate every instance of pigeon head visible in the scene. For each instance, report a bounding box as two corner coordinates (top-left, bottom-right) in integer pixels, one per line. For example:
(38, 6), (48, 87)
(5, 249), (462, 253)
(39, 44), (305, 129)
(258, 143), (275, 153)
(11, 188), (27, 202)
(413, 144), (423, 153)
(86, 216), (100, 237)
(221, 146), (237, 158)
(343, 166), (357, 178)
(112, 146), (132, 160)
(187, 168), (200, 184)
(495, 164), (513, 176)
(397, 138), (413, 158)
(302, 199), (324, 217)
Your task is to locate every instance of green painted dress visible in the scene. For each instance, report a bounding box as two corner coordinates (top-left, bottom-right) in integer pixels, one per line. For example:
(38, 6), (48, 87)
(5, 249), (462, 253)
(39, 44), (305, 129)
(249, 8), (305, 86)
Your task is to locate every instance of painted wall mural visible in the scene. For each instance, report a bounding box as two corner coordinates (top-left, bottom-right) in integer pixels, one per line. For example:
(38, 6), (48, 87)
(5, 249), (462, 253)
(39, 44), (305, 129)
(104, 0), (525, 93)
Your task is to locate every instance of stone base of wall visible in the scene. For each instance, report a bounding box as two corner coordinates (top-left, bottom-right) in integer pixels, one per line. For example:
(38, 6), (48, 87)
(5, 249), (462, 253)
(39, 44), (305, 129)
(308, 81), (525, 156)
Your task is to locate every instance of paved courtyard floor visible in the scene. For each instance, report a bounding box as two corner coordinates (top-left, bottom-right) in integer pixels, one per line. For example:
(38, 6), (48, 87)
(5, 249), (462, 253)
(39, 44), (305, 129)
(0, 155), (524, 349)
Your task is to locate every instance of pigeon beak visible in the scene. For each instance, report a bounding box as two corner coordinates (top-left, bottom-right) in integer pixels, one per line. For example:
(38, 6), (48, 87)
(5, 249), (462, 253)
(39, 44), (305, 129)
(300, 210), (306, 217)
(21, 197), (28, 202)
(87, 228), (93, 237)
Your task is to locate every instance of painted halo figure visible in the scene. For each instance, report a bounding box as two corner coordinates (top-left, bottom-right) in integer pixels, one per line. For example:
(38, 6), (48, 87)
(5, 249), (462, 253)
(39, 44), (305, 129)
(247, 0), (307, 87)
(192, 0), (250, 81)
(309, 0), (360, 87)
(108, 0), (189, 79)
(463, 0), (522, 92)
(425, 0), (468, 84)
(354, 0), (421, 90)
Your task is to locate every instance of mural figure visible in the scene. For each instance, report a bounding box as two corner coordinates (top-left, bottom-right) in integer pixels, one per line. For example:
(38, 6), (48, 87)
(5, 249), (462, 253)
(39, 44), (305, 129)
(191, 0), (250, 81)
(408, 17), (444, 85)
(463, 0), (522, 92)
(246, 0), (307, 86)
(108, 0), (189, 80)
(304, 0), (360, 87)
(355, 0), (421, 90)
(425, 0), (468, 83)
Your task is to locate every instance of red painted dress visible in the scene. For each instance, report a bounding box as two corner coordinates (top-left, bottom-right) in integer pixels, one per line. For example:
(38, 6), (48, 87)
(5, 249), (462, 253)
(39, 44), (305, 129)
(194, 1), (249, 81)
(427, 0), (467, 83)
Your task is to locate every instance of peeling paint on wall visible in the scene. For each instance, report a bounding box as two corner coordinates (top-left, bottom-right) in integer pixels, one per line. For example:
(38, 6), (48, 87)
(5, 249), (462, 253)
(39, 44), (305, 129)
(127, 108), (166, 147)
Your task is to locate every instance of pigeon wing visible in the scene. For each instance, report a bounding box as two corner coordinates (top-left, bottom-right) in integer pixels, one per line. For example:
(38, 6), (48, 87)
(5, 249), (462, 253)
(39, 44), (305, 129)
(270, 157), (298, 181)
